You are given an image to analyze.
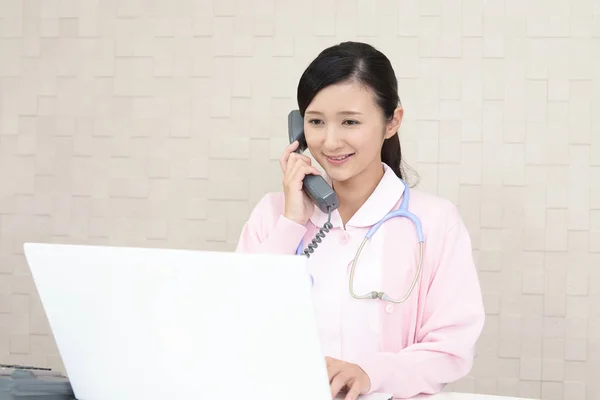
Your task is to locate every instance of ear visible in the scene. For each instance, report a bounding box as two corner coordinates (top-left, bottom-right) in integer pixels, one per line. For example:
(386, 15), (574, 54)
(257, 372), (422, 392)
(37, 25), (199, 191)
(384, 106), (404, 139)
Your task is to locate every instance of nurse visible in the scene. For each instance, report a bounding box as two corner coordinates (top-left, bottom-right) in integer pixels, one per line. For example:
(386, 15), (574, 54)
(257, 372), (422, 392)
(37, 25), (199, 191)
(236, 41), (485, 400)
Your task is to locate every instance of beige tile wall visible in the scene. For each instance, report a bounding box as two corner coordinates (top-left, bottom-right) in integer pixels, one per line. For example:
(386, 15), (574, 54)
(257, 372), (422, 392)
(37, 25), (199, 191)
(0, 0), (599, 399)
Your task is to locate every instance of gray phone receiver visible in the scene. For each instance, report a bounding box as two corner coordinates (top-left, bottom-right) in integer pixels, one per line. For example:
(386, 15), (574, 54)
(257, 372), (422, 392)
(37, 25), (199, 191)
(287, 110), (339, 215)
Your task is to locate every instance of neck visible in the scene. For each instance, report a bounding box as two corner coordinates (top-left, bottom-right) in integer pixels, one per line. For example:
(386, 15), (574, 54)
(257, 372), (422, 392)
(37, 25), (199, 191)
(333, 162), (385, 226)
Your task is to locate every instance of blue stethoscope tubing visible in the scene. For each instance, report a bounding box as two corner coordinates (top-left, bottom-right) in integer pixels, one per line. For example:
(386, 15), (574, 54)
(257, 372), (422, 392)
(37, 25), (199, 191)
(296, 179), (425, 304)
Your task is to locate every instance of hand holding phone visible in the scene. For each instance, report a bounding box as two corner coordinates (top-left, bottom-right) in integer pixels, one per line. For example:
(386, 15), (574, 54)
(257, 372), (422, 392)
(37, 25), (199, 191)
(286, 110), (339, 216)
(280, 141), (323, 225)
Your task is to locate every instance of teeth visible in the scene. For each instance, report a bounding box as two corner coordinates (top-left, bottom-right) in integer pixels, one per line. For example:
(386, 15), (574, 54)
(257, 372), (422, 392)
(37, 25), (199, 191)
(330, 154), (351, 160)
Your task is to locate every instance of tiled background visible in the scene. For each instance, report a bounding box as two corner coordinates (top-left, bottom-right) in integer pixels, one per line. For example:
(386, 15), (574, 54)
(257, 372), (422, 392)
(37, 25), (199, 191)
(0, 0), (599, 399)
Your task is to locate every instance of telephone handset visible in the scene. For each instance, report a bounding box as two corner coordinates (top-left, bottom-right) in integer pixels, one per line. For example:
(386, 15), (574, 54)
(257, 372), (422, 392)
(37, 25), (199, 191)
(287, 110), (339, 258)
(287, 110), (339, 215)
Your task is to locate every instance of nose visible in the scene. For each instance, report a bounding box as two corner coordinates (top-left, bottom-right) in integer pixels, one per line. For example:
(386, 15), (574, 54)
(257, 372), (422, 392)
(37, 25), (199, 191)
(322, 125), (343, 150)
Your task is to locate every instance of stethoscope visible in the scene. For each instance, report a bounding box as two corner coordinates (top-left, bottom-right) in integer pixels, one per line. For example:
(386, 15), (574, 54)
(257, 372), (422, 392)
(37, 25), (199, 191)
(296, 179), (424, 304)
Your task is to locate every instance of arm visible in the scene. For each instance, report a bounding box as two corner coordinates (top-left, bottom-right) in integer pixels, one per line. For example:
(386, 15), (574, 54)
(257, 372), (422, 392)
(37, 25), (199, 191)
(353, 212), (485, 398)
(235, 193), (307, 255)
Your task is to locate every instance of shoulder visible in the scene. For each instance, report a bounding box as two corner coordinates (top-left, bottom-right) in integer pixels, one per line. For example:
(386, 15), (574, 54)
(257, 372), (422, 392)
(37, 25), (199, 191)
(246, 191), (287, 225)
(407, 188), (464, 235)
(251, 191), (286, 213)
(407, 189), (476, 275)
(237, 192), (308, 253)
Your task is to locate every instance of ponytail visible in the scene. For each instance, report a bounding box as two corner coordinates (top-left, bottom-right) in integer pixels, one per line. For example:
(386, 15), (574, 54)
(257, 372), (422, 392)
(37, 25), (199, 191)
(381, 132), (403, 179)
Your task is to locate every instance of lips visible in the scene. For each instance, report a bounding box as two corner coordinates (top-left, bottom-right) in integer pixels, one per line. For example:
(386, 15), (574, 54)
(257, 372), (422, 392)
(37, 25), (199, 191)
(325, 153), (355, 165)
(326, 154), (354, 161)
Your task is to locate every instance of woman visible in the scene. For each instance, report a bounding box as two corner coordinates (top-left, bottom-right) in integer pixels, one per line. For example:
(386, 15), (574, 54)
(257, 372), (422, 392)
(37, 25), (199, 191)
(236, 41), (485, 400)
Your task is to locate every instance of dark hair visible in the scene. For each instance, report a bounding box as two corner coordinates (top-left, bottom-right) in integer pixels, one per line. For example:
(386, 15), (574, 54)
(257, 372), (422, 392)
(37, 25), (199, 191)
(297, 41), (404, 179)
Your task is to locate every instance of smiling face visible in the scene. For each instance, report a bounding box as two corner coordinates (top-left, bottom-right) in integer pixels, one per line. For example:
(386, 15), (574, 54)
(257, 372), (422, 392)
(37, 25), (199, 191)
(303, 80), (400, 184)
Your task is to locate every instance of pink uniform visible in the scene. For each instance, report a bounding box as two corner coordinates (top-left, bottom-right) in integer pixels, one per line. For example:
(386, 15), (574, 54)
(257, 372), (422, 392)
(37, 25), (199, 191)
(236, 163), (485, 399)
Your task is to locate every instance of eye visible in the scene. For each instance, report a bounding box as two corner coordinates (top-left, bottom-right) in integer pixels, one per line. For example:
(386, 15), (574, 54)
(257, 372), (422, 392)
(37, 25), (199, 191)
(308, 119), (323, 125)
(343, 119), (360, 125)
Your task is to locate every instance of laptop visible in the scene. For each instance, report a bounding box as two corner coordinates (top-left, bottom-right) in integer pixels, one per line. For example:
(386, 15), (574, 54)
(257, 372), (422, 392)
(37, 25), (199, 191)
(23, 242), (392, 400)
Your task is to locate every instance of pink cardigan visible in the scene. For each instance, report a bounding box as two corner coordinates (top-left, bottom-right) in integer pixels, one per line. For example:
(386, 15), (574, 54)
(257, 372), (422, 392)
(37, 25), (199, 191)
(236, 164), (485, 398)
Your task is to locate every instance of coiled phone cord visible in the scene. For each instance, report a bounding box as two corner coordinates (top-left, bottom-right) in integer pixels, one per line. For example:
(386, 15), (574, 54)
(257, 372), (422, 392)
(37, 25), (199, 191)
(302, 207), (333, 258)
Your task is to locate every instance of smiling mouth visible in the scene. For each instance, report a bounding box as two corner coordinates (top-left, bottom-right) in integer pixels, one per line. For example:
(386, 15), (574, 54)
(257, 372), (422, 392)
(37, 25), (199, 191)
(326, 153), (354, 161)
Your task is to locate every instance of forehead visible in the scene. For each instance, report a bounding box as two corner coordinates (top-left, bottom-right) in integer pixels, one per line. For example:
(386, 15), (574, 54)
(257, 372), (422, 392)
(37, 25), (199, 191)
(305, 81), (378, 114)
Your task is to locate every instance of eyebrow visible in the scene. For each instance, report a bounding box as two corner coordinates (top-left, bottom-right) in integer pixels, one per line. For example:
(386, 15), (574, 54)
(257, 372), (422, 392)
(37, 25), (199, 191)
(304, 110), (363, 116)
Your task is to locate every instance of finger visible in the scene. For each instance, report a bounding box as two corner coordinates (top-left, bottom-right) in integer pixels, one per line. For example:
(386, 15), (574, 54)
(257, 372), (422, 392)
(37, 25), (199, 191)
(285, 153), (305, 177)
(286, 139), (300, 152)
(280, 141), (299, 171)
(287, 158), (318, 182)
(289, 164), (321, 190)
(286, 152), (312, 172)
(327, 360), (343, 383)
(294, 161), (320, 177)
(344, 380), (361, 400)
(330, 373), (351, 399)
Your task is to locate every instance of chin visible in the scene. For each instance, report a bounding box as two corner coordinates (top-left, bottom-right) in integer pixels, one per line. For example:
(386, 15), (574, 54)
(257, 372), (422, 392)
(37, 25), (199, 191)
(324, 167), (355, 183)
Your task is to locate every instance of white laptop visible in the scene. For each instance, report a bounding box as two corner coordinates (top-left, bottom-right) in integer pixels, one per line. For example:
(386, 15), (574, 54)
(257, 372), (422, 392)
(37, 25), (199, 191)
(23, 242), (392, 400)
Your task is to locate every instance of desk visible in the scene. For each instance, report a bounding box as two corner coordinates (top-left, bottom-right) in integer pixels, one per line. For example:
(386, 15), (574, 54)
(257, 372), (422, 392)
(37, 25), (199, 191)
(412, 393), (536, 400)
